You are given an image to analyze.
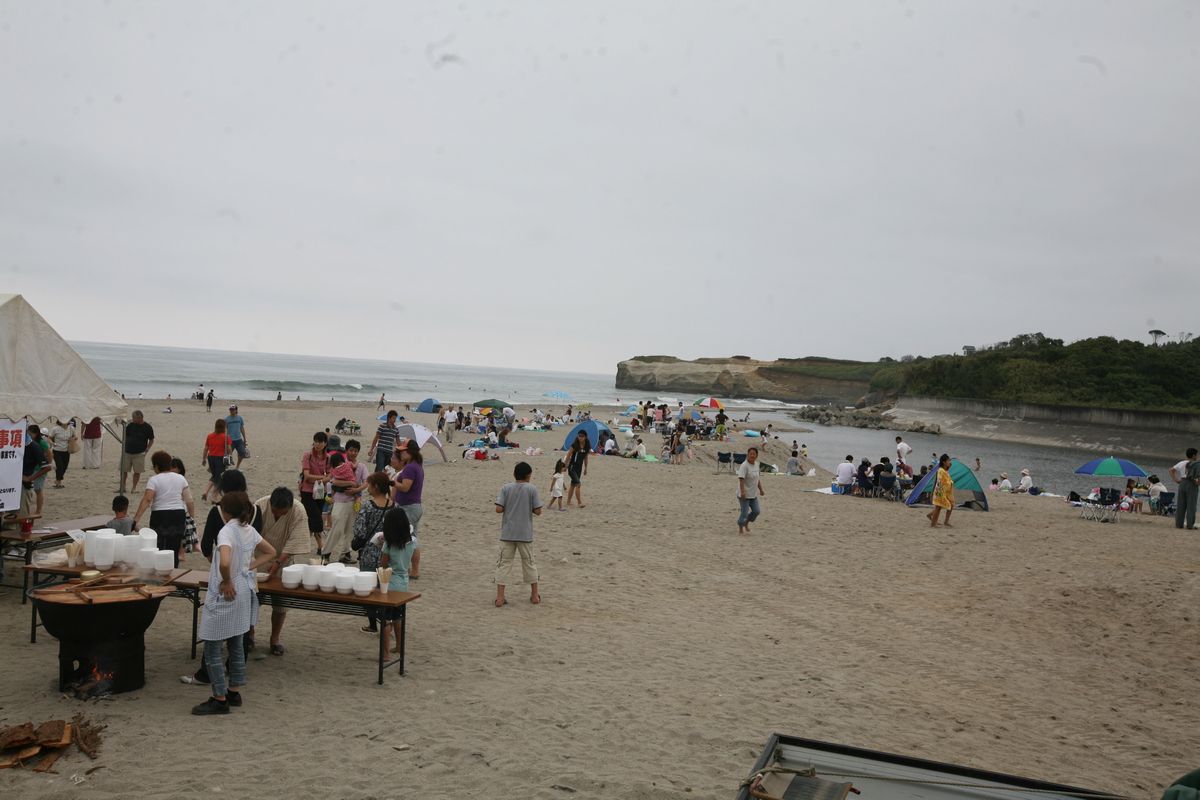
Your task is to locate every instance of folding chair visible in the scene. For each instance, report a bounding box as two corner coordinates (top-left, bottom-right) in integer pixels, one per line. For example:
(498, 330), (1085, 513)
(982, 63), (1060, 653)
(733, 453), (747, 468)
(1154, 491), (1176, 516)
(1098, 488), (1121, 523)
(715, 452), (734, 475)
(878, 474), (898, 501)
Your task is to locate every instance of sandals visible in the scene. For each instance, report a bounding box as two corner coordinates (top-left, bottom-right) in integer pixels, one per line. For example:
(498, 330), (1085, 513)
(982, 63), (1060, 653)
(269, 644), (286, 656)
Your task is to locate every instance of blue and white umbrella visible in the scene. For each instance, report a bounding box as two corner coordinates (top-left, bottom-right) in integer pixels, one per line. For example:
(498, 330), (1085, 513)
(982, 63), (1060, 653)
(543, 390), (573, 401)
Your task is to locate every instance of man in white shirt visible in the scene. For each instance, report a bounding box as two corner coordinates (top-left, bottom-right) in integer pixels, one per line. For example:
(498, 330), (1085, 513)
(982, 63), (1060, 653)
(835, 456), (856, 493)
(634, 438), (646, 459)
(442, 407), (457, 443)
(736, 447), (765, 534)
(603, 437), (618, 455)
(895, 436), (913, 476)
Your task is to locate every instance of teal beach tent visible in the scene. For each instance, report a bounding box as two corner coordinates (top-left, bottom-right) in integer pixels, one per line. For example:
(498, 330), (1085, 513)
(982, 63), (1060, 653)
(415, 398), (442, 413)
(905, 459), (989, 511)
(561, 420), (612, 453)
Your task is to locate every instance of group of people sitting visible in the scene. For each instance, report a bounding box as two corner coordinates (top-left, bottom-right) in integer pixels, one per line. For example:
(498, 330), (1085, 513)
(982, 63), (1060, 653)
(834, 455), (910, 498)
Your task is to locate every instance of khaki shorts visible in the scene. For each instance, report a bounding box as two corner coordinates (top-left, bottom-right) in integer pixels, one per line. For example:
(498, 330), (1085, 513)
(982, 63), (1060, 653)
(121, 450), (146, 474)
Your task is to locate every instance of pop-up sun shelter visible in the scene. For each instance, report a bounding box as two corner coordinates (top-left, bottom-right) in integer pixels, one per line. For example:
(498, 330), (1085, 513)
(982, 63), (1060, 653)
(415, 398), (442, 414)
(560, 420), (612, 453)
(904, 459), (989, 511)
(395, 423), (448, 462)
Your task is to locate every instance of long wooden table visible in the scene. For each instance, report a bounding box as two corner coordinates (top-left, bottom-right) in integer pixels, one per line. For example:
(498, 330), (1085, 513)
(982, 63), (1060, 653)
(23, 564), (191, 643)
(171, 571), (420, 684)
(2, 515), (112, 602)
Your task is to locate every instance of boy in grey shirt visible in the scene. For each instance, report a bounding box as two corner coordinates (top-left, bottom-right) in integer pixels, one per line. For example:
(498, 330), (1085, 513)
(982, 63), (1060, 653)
(494, 461), (543, 607)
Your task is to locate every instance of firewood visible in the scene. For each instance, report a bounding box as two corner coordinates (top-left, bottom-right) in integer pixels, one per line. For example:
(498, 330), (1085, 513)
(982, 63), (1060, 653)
(0, 722), (35, 750)
(15, 745), (41, 763)
(71, 714), (104, 760)
(32, 749), (65, 773)
(35, 721), (72, 749)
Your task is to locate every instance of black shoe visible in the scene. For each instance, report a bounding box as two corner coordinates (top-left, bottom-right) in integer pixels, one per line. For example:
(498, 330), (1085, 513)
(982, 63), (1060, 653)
(191, 697), (230, 715)
(226, 690), (242, 707)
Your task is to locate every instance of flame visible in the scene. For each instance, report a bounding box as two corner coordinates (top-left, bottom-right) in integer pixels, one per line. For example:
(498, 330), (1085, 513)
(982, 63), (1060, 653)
(87, 663), (114, 684)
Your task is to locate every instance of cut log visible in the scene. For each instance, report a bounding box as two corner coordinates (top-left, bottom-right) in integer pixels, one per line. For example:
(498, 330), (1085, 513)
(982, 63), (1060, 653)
(0, 722), (36, 750)
(32, 749), (65, 773)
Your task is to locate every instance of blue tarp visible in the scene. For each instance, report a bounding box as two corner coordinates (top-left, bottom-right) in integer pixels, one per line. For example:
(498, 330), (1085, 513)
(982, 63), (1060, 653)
(561, 420), (613, 453)
(415, 398), (442, 413)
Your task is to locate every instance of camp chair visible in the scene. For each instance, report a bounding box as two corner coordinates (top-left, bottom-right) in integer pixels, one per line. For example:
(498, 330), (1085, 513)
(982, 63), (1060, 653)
(1155, 491), (1176, 517)
(1097, 487), (1122, 523)
(733, 453), (747, 467)
(715, 452), (734, 474)
(877, 474), (899, 501)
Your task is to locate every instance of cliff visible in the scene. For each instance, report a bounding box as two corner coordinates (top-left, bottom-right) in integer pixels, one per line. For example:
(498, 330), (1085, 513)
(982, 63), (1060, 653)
(615, 356), (873, 405)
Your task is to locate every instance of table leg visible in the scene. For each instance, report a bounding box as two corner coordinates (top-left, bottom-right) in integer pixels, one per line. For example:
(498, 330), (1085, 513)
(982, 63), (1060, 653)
(21, 542), (33, 605)
(29, 569), (39, 643)
(377, 618), (386, 685)
(399, 605), (406, 676)
(191, 592), (199, 660)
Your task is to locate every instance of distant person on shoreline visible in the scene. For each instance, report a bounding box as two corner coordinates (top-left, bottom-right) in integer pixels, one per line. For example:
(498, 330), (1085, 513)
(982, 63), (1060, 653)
(378, 393), (386, 410)
(1014, 469), (1033, 493)
(206, 389), (214, 412)
(835, 455), (855, 494)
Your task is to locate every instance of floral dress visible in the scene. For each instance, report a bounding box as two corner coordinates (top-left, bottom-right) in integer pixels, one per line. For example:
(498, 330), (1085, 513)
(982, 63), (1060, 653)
(932, 466), (955, 510)
(352, 498), (392, 572)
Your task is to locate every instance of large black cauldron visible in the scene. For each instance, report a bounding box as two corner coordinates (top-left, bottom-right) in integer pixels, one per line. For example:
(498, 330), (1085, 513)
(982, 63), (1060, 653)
(32, 592), (167, 694)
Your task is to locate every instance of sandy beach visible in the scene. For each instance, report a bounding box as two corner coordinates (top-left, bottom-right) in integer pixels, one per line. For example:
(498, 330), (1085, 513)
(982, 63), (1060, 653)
(2, 399), (1196, 798)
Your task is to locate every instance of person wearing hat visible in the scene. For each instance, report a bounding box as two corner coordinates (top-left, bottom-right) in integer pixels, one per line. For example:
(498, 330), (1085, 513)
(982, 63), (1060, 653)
(998, 472), (1013, 492)
(224, 405), (248, 467)
(1015, 468), (1033, 493)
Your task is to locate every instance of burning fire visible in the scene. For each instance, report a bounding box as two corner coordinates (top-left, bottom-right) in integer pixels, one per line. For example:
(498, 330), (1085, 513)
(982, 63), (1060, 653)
(87, 663), (114, 684)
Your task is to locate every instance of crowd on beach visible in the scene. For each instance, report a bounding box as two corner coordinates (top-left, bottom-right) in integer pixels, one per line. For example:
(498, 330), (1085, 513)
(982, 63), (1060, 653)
(10, 391), (1200, 716)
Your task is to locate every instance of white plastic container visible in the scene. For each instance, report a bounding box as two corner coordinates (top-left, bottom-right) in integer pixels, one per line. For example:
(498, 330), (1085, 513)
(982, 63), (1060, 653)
(84, 529), (103, 566)
(154, 549), (174, 574)
(139, 529), (158, 552)
(281, 564), (304, 589)
(121, 534), (142, 565)
(301, 563), (322, 590)
(334, 572), (355, 595)
(137, 547), (157, 571)
(318, 565), (340, 593)
(92, 531), (118, 570)
(352, 572), (377, 597)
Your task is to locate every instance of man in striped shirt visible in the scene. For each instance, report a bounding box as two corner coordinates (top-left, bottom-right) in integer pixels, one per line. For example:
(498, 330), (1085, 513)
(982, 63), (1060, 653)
(368, 409), (399, 472)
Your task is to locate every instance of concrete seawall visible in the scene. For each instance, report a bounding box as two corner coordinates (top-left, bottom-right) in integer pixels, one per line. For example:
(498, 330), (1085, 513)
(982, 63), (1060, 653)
(890, 396), (1200, 460)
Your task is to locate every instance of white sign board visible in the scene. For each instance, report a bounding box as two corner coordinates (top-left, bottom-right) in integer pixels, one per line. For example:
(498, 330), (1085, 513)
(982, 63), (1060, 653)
(0, 418), (26, 513)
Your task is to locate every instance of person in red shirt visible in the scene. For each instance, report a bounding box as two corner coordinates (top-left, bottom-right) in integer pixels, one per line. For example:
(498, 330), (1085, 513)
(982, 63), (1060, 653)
(200, 418), (233, 503)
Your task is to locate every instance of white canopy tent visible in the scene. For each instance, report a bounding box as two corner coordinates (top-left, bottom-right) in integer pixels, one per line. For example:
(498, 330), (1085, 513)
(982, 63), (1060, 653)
(0, 294), (127, 425)
(395, 423), (448, 463)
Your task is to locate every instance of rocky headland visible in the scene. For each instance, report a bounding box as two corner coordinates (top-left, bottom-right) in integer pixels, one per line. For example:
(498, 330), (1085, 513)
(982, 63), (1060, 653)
(615, 356), (872, 405)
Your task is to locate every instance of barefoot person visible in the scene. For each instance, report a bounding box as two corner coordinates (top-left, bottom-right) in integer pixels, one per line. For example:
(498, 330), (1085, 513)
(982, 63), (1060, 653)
(927, 454), (954, 528)
(736, 446), (765, 534)
(565, 430), (589, 508)
(494, 461), (543, 607)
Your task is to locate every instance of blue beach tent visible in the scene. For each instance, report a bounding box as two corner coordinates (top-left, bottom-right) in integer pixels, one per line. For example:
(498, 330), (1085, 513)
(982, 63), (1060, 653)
(904, 459), (989, 511)
(415, 398), (442, 413)
(560, 420), (612, 453)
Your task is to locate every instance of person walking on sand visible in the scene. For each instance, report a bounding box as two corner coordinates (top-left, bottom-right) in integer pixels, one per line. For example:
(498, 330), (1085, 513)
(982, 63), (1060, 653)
(1171, 448), (1199, 530)
(494, 461), (543, 607)
(566, 430), (589, 508)
(48, 418), (76, 488)
(119, 410), (155, 495)
(547, 459), (566, 511)
(927, 454), (955, 528)
(368, 409), (400, 473)
(378, 393), (386, 410)
(205, 389), (214, 412)
(224, 405), (248, 468)
(737, 446), (765, 534)
(200, 418), (232, 503)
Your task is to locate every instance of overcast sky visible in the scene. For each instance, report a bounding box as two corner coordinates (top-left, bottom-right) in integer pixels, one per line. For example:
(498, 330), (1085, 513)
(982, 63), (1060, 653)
(2, 1), (1198, 374)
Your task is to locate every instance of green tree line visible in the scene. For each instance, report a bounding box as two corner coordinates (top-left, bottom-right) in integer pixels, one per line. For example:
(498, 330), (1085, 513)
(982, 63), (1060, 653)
(872, 333), (1200, 412)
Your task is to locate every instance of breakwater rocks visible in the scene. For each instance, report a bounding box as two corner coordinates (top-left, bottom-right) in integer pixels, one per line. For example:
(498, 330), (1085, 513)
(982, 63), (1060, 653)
(791, 404), (942, 434)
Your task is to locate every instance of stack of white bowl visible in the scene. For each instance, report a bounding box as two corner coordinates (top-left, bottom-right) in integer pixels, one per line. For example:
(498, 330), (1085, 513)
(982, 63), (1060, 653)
(92, 531), (119, 570)
(353, 572), (377, 596)
(280, 564), (305, 589)
(154, 550), (174, 574)
(334, 572), (355, 595)
(83, 529), (108, 566)
(301, 563), (322, 590)
(137, 547), (157, 571)
(317, 565), (341, 593)
(120, 534), (142, 566)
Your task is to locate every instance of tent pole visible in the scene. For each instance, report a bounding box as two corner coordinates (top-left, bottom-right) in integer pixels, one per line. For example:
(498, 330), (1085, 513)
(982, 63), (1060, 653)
(103, 421), (127, 495)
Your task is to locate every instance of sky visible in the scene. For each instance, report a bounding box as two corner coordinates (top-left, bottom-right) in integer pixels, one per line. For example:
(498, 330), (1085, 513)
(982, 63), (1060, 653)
(2, 1), (1198, 374)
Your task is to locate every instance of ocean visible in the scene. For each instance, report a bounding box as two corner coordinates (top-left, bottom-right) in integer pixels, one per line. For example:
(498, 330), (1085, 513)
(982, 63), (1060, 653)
(71, 341), (796, 410)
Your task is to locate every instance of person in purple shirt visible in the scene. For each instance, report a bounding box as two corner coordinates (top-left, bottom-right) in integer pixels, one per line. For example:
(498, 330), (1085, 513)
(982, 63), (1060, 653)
(390, 438), (425, 578)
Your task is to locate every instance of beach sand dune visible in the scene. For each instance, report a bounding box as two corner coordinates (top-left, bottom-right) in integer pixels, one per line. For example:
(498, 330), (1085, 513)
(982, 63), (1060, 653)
(1, 401), (1194, 798)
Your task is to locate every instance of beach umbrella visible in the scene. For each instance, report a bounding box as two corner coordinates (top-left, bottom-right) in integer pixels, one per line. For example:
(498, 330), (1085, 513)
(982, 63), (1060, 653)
(693, 397), (724, 409)
(542, 390), (573, 401)
(473, 398), (512, 411)
(395, 423), (448, 462)
(1074, 457), (1148, 478)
